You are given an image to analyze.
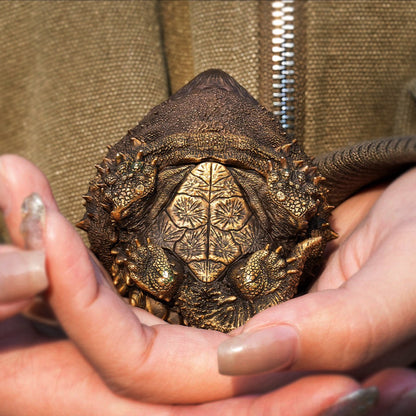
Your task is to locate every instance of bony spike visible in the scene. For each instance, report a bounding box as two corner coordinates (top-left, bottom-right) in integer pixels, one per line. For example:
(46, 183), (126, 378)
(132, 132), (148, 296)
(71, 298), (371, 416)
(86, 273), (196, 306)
(281, 143), (292, 154)
(131, 137), (144, 147)
(330, 231), (339, 239)
(275, 246), (283, 254)
(76, 219), (89, 231)
(99, 202), (111, 211)
(95, 164), (107, 174)
(115, 152), (127, 164)
(313, 176), (326, 185)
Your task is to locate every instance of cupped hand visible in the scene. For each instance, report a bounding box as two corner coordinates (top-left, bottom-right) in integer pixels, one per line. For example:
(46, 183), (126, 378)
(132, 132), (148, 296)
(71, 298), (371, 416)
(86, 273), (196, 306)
(0, 154), (368, 416)
(218, 167), (416, 380)
(1, 154), (415, 415)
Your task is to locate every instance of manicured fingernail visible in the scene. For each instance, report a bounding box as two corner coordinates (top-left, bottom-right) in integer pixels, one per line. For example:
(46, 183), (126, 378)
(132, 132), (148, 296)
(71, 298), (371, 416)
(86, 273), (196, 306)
(320, 387), (379, 416)
(217, 325), (298, 375)
(20, 193), (45, 250)
(390, 388), (416, 416)
(0, 250), (47, 302)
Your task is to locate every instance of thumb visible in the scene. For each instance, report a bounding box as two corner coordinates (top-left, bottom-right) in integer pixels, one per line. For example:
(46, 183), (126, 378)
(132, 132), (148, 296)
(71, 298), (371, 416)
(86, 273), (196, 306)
(218, 171), (416, 376)
(217, 234), (416, 375)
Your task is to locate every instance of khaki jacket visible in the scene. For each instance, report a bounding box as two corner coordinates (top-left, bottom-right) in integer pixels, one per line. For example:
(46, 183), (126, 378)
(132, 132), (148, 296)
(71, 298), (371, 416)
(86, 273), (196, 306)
(1, 0), (416, 230)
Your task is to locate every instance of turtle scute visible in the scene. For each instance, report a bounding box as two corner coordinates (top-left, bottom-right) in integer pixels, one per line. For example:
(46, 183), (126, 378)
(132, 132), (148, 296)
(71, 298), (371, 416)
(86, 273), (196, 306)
(78, 69), (335, 333)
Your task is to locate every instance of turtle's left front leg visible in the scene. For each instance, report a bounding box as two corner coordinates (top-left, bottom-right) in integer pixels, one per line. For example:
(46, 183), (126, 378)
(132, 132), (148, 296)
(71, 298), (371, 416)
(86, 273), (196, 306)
(230, 236), (324, 305)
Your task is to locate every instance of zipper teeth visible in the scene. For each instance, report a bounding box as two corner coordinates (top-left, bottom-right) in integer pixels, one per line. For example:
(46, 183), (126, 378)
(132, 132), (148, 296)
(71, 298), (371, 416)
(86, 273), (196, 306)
(271, 0), (295, 132)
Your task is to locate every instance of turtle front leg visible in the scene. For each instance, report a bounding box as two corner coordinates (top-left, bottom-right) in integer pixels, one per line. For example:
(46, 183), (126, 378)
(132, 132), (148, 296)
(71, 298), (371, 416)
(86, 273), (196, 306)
(111, 239), (183, 318)
(230, 236), (324, 304)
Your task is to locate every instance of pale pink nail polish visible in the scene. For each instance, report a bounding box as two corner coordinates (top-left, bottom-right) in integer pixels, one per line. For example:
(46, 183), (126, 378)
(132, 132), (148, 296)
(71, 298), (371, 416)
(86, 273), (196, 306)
(217, 325), (298, 375)
(20, 193), (45, 250)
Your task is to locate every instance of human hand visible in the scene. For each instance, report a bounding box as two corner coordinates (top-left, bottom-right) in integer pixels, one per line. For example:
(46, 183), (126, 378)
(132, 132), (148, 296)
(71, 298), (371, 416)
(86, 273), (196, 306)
(217, 167), (416, 379)
(1, 155), (415, 415)
(0, 154), (377, 416)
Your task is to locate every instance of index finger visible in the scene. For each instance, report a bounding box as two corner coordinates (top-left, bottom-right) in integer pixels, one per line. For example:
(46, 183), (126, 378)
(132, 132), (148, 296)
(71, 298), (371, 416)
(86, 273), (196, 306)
(0, 155), (57, 246)
(218, 170), (416, 376)
(46, 201), (307, 404)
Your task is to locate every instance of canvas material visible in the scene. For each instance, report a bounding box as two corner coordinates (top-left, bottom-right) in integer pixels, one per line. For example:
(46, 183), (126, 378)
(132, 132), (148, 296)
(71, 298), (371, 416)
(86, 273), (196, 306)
(1, 0), (416, 235)
(293, 0), (416, 155)
(0, 0), (168, 232)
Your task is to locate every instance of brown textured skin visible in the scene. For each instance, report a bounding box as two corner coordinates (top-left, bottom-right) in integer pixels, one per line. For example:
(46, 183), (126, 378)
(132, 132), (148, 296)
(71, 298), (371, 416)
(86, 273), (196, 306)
(316, 136), (416, 206)
(78, 70), (416, 332)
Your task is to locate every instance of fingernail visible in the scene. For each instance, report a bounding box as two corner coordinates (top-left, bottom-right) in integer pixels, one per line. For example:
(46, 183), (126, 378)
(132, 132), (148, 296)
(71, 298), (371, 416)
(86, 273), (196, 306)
(390, 388), (416, 416)
(217, 325), (298, 375)
(20, 193), (45, 250)
(320, 387), (379, 416)
(0, 250), (47, 302)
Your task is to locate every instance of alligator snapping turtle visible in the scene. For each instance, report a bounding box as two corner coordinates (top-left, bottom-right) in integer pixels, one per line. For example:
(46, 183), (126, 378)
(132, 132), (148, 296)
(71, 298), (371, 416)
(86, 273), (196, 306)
(78, 69), (416, 332)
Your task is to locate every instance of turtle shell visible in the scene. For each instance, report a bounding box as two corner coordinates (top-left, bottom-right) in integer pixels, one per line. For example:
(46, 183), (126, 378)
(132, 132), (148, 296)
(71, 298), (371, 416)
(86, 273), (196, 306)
(78, 69), (334, 332)
(149, 161), (263, 283)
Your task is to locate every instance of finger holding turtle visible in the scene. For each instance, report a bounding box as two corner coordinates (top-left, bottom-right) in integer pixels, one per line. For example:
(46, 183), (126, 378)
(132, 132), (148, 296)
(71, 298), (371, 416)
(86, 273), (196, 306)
(0, 156), (52, 321)
(218, 168), (416, 380)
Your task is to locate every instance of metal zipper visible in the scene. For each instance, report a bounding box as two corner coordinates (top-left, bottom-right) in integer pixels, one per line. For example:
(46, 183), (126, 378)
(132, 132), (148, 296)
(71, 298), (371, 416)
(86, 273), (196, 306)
(271, 0), (295, 133)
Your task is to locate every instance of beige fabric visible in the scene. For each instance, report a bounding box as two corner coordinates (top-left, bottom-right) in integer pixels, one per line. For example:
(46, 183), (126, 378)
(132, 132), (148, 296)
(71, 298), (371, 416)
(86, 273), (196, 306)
(160, 1), (194, 93)
(1, 0), (416, 237)
(294, 1), (416, 155)
(161, 0), (262, 99)
(394, 79), (416, 136)
(0, 1), (168, 229)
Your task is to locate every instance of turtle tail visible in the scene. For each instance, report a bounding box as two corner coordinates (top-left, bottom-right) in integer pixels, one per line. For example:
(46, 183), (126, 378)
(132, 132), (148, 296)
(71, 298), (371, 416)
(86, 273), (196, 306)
(316, 135), (416, 207)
